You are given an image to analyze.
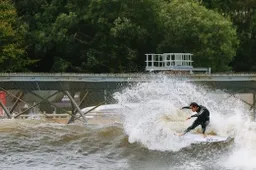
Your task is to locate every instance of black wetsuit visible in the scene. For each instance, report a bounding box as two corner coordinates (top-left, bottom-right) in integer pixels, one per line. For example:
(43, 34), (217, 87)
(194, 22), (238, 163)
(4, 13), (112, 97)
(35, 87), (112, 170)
(182, 105), (210, 134)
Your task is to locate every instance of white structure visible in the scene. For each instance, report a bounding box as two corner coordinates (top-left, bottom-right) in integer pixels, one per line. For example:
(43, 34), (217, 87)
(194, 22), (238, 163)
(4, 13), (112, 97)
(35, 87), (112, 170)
(145, 53), (211, 73)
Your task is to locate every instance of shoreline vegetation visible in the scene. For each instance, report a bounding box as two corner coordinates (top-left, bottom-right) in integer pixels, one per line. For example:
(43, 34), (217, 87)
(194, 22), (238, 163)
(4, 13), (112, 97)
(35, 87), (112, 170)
(1, 0), (256, 73)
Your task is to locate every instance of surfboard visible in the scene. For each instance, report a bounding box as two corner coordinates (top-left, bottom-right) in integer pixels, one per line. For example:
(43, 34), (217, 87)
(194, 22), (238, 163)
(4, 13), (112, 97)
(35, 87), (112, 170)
(176, 133), (229, 143)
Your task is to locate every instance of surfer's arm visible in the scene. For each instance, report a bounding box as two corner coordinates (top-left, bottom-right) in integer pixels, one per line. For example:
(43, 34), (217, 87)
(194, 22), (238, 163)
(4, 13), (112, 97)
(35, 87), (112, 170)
(181, 106), (190, 109)
(186, 116), (191, 120)
(186, 114), (198, 120)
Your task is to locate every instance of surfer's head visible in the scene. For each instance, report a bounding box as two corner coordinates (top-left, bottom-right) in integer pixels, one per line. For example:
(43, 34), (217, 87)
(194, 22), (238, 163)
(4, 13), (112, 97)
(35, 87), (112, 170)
(189, 102), (199, 112)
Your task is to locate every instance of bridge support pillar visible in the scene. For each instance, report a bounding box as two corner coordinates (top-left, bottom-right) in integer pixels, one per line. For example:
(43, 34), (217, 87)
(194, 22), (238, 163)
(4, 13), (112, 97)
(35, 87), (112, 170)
(0, 89), (24, 118)
(10, 91), (24, 114)
(64, 91), (87, 123)
(0, 99), (11, 118)
(253, 93), (256, 121)
(67, 91), (88, 124)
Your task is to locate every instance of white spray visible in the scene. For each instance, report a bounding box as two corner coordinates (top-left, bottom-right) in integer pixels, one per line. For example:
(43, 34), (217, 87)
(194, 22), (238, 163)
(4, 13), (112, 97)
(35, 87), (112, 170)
(114, 74), (255, 169)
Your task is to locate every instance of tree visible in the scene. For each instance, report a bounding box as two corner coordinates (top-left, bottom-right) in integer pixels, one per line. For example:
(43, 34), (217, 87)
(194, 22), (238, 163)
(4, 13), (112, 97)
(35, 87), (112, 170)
(158, 0), (239, 72)
(199, 0), (256, 72)
(14, 0), (78, 72)
(14, 0), (162, 73)
(0, 0), (33, 72)
(80, 0), (162, 72)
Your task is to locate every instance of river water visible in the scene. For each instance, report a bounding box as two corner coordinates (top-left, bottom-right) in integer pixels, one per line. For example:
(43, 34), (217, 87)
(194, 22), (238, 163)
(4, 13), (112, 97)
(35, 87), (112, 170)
(1, 75), (256, 170)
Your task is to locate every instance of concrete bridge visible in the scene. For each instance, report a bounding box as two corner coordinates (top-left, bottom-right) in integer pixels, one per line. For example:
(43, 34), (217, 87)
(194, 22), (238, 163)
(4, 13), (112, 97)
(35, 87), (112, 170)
(0, 73), (256, 122)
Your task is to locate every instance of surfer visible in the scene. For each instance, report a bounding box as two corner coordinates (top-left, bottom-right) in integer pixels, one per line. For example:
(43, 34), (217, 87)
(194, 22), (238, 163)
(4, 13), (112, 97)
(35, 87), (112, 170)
(178, 102), (210, 138)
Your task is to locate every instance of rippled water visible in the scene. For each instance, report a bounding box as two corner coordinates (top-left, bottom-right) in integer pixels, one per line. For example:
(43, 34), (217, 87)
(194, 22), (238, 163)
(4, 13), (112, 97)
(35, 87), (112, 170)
(0, 120), (127, 170)
(0, 120), (233, 170)
(1, 75), (256, 170)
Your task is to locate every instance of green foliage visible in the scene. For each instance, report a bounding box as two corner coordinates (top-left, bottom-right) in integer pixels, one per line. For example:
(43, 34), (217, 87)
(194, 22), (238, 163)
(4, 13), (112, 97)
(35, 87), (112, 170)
(14, 0), (161, 73)
(199, 0), (256, 72)
(77, 0), (161, 72)
(0, 0), (34, 72)
(14, 0), (78, 72)
(158, 0), (238, 72)
(10, 0), (254, 73)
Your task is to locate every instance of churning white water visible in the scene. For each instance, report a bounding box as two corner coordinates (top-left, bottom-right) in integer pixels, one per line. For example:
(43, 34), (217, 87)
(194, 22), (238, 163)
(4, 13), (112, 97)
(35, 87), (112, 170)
(114, 74), (256, 170)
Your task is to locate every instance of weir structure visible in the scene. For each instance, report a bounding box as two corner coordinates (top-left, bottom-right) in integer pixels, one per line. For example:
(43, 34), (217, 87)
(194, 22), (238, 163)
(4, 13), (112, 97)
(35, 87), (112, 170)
(0, 73), (256, 122)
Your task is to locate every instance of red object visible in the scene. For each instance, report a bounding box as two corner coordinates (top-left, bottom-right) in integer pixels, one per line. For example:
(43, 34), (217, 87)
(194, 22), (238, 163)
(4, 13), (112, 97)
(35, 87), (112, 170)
(0, 91), (6, 116)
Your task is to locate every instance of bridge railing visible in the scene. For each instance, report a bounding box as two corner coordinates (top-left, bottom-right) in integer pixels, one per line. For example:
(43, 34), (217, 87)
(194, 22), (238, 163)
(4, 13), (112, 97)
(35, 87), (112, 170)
(145, 53), (210, 73)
